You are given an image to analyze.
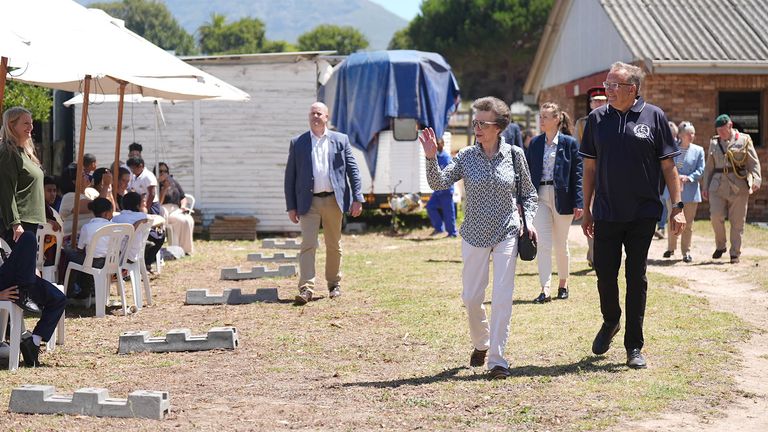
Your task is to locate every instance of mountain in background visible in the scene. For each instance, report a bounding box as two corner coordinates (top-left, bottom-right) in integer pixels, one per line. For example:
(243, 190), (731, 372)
(78, 0), (408, 50)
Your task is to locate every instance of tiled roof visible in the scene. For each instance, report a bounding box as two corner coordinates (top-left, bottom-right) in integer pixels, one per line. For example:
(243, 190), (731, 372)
(601, 0), (768, 63)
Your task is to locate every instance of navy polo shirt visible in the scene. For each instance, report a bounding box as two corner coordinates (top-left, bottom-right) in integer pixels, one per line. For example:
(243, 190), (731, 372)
(580, 97), (679, 222)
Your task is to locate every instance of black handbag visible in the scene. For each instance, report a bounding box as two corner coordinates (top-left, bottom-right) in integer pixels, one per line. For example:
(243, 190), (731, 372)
(512, 149), (537, 261)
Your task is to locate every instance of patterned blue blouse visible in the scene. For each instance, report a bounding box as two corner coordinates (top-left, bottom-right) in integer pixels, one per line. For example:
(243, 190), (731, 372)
(426, 139), (538, 248)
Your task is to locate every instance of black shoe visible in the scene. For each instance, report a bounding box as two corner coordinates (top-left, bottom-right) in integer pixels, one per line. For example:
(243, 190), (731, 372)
(15, 286), (41, 315)
(470, 348), (487, 367)
(328, 286), (341, 299)
(626, 348), (647, 369)
(556, 287), (569, 300)
(662, 250), (673, 258)
(591, 321), (620, 355)
(682, 253), (693, 263)
(712, 248), (727, 259)
(532, 292), (551, 304)
(19, 337), (40, 367)
(488, 365), (511, 380)
(294, 289), (312, 305)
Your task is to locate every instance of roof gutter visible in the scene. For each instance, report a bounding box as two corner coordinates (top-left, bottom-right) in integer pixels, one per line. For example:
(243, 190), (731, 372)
(650, 60), (768, 74)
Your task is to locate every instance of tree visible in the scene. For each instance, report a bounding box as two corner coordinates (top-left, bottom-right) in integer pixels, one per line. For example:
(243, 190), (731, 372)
(4, 81), (53, 122)
(297, 25), (369, 55)
(89, 0), (196, 55)
(388, 28), (412, 50)
(198, 14), (293, 55)
(403, 0), (554, 102)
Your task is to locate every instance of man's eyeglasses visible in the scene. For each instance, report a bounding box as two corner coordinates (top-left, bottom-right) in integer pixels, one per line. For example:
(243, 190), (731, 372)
(472, 120), (498, 129)
(602, 81), (634, 90)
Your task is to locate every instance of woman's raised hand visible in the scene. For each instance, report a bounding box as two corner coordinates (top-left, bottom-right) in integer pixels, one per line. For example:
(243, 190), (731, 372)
(419, 127), (438, 160)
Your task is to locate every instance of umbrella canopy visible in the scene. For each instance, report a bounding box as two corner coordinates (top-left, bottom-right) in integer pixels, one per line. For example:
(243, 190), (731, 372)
(1, 4), (249, 100)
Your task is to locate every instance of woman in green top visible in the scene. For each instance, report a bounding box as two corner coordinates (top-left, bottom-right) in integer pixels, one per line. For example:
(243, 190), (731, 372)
(0, 106), (46, 245)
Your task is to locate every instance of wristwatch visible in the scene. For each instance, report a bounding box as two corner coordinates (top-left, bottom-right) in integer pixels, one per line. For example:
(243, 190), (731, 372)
(673, 201), (684, 209)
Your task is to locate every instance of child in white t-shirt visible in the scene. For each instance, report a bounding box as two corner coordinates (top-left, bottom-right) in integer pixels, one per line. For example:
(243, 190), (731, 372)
(61, 198), (114, 299)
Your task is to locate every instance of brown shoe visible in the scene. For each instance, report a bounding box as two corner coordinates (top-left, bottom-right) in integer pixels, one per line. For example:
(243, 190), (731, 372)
(294, 289), (312, 305)
(730, 256), (740, 264)
(328, 285), (341, 299)
(470, 348), (487, 367)
(488, 365), (511, 380)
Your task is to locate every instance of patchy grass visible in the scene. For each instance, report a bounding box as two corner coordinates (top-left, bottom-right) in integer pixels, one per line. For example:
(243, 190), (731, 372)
(0, 229), (748, 431)
(688, 220), (768, 291)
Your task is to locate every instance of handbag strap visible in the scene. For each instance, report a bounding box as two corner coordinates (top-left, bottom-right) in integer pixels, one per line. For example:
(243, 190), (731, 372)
(509, 146), (528, 230)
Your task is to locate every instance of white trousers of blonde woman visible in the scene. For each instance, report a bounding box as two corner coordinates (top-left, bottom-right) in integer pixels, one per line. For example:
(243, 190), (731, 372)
(164, 204), (195, 255)
(533, 185), (572, 293)
(461, 236), (518, 370)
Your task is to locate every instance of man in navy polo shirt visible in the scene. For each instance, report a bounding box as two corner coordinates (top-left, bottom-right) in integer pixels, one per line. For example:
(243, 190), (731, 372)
(580, 61), (686, 369)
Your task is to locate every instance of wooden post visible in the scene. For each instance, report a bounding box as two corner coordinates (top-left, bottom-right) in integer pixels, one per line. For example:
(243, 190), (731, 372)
(112, 81), (127, 203)
(0, 57), (8, 116)
(71, 75), (92, 245)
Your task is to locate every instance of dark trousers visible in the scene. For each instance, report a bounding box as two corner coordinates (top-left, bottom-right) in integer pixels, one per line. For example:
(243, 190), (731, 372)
(593, 218), (656, 350)
(426, 192), (457, 235)
(61, 248), (105, 298)
(0, 231), (66, 342)
(2, 222), (39, 248)
(144, 229), (165, 266)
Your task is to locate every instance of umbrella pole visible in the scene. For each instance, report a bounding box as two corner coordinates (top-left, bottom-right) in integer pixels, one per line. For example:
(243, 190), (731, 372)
(0, 57), (8, 115)
(113, 81), (127, 204)
(71, 75), (92, 245)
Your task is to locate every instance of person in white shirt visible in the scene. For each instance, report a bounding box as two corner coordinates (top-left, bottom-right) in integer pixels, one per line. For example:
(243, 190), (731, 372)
(112, 192), (149, 263)
(61, 198), (114, 299)
(126, 156), (161, 215)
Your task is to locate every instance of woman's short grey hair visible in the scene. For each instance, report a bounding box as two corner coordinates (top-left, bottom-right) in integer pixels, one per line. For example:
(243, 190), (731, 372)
(678, 121), (695, 136)
(610, 61), (645, 94)
(471, 96), (510, 131)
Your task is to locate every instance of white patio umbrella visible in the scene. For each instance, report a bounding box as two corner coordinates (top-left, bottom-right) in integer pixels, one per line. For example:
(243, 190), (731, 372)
(0, 0), (249, 240)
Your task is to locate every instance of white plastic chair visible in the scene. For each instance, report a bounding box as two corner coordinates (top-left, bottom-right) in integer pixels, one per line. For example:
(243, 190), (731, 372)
(0, 239), (22, 370)
(120, 219), (153, 310)
(0, 300), (22, 371)
(183, 193), (196, 213)
(36, 221), (63, 283)
(62, 223), (134, 318)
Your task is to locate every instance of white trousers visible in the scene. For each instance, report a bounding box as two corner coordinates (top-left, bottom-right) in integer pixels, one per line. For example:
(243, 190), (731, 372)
(461, 236), (518, 369)
(533, 185), (572, 291)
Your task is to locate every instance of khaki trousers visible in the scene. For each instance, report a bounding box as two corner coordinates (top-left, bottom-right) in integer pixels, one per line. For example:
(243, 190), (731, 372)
(709, 189), (749, 258)
(298, 195), (343, 292)
(665, 201), (698, 254)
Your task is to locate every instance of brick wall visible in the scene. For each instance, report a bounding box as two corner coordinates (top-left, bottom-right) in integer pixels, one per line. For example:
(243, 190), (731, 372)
(539, 73), (768, 221)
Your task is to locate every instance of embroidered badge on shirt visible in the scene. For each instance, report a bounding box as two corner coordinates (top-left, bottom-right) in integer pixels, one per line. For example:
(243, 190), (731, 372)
(633, 124), (651, 139)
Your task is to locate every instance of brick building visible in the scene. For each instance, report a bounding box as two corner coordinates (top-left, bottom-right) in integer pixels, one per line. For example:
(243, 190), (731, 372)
(523, 0), (768, 220)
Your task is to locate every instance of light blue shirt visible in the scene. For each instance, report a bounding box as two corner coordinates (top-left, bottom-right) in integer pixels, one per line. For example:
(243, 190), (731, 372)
(663, 143), (705, 203)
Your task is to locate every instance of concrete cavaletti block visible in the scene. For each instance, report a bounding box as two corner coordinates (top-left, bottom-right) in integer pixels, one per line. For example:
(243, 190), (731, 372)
(247, 252), (298, 262)
(118, 327), (238, 354)
(9, 385), (170, 420)
(220, 265), (297, 280)
(262, 238), (301, 249)
(185, 288), (279, 305)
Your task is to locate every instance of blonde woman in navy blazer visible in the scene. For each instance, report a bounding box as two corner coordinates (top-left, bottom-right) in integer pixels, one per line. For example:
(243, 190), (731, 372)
(662, 121), (705, 262)
(525, 102), (583, 303)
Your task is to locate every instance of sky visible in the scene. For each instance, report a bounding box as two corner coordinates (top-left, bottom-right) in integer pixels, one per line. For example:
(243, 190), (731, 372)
(369, 0), (421, 21)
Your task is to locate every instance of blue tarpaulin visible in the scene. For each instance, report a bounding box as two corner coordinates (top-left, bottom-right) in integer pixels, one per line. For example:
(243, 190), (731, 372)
(321, 50), (460, 177)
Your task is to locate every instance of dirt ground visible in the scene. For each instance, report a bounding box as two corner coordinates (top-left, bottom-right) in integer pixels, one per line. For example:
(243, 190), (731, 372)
(566, 228), (768, 431)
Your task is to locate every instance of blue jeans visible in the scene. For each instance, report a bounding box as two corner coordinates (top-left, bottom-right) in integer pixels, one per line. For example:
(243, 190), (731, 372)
(0, 231), (66, 342)
(426, 192), (457, 236)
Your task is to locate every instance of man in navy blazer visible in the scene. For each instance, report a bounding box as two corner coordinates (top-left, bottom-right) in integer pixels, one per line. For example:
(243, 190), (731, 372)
(284, 102), (364, 305)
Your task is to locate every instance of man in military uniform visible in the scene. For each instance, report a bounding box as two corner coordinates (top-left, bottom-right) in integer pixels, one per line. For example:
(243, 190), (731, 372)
(575, 86), (607, 267)
(702, 114), (762, 264)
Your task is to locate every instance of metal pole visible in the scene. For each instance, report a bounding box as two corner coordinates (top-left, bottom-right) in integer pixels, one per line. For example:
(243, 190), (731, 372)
(71, 75), (92, 244)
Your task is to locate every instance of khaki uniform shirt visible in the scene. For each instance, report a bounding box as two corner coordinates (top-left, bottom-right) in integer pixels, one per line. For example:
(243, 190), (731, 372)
(702, 129), (761, 196)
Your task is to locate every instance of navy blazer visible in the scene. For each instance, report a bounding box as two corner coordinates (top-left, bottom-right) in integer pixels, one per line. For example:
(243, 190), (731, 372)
(284, 130), (364, 216)
(525, 132), (583, 214)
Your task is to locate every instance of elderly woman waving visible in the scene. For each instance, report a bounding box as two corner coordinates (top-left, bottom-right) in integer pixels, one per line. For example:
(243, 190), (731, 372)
(420, 96), (538, 379)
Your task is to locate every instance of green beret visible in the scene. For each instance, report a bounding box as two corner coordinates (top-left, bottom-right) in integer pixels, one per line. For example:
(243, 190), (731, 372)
(714, 114), (731, 127)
